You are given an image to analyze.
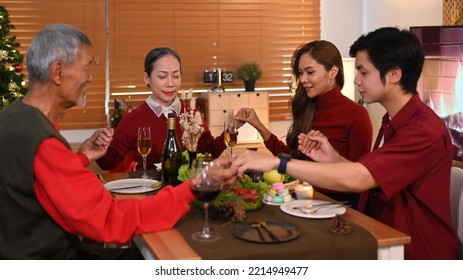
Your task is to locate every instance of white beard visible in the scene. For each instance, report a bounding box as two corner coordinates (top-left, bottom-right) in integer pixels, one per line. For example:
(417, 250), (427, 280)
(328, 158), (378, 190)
(76, 92), (86, 107)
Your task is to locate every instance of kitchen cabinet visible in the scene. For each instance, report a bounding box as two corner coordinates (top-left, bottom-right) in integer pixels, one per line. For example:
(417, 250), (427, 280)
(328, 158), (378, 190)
(202, 91), (269, 145)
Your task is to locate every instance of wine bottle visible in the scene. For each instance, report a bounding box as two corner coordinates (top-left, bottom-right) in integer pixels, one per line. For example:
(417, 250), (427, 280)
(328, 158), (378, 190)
(110, 99), (123, 129)
(161, 113), (183, 187)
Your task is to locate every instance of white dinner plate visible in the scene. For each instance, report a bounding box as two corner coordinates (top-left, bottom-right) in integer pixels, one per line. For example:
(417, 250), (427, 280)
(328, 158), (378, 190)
(280, 199), (346, 219)
(104, 178), (161, 194)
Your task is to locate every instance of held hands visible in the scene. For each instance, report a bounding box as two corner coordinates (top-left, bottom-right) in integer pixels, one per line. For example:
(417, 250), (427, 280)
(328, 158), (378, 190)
(191, 157), (239, 192)
(297, 130), (341, 163)
(231, 150), (279, 181)
(297, 130), (324, 156)
(191, 153), (276, 188)
(78, 127), (113, 161)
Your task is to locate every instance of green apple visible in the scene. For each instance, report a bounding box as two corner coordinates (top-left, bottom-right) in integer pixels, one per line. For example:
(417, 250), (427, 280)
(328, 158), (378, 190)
(263, 170), (285, 185)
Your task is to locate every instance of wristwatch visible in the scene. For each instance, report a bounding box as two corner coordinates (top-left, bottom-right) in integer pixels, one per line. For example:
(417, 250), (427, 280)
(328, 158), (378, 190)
(277, 153), (292, 174)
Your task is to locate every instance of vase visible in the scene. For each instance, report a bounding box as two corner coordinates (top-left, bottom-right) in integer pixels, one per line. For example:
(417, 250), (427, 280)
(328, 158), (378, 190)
(244, 80), (256, 92)
(188, 150), (197, 168)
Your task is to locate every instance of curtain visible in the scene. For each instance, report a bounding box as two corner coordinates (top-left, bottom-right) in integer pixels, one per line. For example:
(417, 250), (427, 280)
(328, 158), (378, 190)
(4, 0), (320, 128)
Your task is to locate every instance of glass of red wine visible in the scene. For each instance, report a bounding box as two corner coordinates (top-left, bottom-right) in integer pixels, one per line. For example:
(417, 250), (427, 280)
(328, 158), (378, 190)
(190, 157), (223, 242)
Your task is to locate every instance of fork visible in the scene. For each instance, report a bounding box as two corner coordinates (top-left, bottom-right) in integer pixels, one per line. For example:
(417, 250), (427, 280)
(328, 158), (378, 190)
(292, 201), (348, 210)
(257, 220), (280, 242)
(298, 204), (348, 214)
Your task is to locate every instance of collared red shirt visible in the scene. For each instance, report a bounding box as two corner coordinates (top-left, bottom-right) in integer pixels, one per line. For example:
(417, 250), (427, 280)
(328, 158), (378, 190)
(358, 94), (459, 259)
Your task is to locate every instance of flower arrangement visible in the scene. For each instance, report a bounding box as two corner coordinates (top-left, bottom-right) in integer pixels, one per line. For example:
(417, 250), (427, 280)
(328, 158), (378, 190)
(178, 89), (204, 152)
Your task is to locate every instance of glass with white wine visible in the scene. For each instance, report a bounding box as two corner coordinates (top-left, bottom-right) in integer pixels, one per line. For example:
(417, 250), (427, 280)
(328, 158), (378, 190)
(137, 126), (152, 179)
(224, 120), (237, 156)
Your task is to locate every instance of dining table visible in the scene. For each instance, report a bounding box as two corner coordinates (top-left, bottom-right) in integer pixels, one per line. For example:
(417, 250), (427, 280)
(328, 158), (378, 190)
(99, 169), (411, 260)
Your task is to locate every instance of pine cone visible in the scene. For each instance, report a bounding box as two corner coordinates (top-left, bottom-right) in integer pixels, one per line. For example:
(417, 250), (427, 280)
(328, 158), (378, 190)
(211, 200), (247, 222)
(330, 214), (352, 235)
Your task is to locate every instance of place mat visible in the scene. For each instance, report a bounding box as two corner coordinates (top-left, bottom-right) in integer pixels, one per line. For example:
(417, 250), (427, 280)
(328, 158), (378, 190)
(232, 222), (301, 244)
(175, 203), (378, 260)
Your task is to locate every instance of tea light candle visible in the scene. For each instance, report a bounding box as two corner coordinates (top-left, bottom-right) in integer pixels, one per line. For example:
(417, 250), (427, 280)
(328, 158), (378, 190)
(295, 184), (313, 200)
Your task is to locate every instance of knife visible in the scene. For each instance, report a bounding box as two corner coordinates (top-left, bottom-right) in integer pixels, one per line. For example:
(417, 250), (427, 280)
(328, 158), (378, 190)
(109, 185), (146, 191)
(257, 220), (280, 242)
(109, 181), (162, 191)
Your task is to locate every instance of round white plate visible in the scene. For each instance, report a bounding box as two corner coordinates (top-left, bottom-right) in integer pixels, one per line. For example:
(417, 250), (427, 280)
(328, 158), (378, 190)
(280, 199), (346, 219)
(104, 178), (161, 194)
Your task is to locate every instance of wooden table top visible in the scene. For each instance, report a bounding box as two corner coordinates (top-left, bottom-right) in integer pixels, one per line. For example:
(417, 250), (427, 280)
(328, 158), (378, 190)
(99, 171), (411, 259)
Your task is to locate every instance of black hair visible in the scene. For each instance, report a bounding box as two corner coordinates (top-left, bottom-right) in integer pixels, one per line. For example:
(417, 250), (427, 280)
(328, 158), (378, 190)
(349, 27), (425, 94)
(144, 47), (181, 75)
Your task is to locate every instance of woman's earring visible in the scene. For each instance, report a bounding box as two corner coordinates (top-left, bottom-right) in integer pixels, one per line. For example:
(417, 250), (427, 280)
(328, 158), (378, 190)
(146, 83), (150, 87)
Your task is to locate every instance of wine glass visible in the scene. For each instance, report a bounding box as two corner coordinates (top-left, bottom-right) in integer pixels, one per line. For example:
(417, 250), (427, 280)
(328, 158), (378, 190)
(190, 158), (223, 242)
(224, 120), (237, 156)
(137, 126), (152, 179)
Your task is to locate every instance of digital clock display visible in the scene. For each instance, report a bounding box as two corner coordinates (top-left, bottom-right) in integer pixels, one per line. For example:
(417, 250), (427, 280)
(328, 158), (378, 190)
(203, 69), (234, 84)
(221, 71), (233, 83)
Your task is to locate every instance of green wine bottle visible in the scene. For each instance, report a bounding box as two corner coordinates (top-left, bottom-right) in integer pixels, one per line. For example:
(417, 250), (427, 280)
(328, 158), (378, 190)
(110, 99), (123, 129)
(161, 113), (183, 187)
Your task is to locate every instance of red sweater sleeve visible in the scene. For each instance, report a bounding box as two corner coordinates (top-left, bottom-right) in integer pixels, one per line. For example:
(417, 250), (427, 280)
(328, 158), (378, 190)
(263, 134), (291, 156)
(34, 137), (195, 243)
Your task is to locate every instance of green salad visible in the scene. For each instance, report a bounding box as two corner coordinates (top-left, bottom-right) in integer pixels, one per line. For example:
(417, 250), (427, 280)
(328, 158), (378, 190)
(177, 151), (209, 182)
(177, 151), (270, 211)
(213, 175), (270, 211)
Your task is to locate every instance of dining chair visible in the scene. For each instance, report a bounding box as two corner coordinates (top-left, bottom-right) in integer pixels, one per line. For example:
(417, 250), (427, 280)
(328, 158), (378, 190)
(450, 166), (463, 259)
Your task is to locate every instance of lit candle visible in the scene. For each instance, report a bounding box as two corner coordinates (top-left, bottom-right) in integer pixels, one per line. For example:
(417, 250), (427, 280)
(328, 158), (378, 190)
(295, 184), (313, 200)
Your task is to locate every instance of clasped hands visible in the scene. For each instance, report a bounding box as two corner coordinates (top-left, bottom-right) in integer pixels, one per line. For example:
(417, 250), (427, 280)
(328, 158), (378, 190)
(79, 126), (339, 189)
(229, 129), (344, 182)
(297, 129), (340, 163)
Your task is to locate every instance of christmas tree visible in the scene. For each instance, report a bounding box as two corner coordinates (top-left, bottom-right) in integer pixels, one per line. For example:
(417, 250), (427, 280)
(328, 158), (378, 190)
(0, 5), (27, 110)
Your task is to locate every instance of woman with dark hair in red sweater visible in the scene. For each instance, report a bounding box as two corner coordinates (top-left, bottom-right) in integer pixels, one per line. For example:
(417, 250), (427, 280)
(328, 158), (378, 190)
(235, 40), (373, 208)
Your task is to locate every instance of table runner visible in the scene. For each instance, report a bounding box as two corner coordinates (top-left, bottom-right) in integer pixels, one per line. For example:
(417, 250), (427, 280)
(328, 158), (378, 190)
(176, 203), (377, 260)
(126, 170), (377, 259)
